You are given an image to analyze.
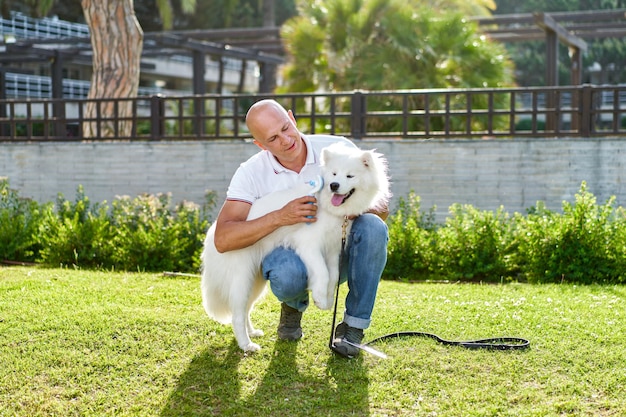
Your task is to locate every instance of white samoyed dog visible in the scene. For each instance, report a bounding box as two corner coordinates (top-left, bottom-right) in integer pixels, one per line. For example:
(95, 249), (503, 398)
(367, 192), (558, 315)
(201, 143), (390, 352)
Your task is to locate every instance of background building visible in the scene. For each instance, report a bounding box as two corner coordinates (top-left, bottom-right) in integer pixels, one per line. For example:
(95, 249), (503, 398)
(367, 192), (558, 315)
(0, 12), (264, 100)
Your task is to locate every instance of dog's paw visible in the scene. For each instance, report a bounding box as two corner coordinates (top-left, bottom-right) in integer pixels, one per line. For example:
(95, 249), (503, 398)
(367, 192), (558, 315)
(242, 342), (261, 353)
(311, 285), (331, 309)
(313, 296), (332, 310)
(249, 329), (264, 338)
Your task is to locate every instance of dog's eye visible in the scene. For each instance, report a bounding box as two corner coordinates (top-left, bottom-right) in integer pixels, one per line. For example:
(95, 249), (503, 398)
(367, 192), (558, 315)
(347, 175), (354, 178)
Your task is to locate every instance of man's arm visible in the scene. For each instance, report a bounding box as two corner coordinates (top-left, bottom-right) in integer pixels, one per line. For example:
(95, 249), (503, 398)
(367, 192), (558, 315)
(213, 196), (318, 253)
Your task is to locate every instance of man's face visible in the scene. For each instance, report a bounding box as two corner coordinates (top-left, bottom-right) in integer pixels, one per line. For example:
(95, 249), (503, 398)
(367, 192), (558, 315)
(250, 108), (305, 165)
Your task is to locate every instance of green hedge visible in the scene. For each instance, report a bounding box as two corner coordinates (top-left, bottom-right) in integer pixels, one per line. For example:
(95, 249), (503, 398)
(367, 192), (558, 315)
(385, 183), (626, 284)
(0, 179), (50, 262)
(1, 178), (215, 273)
(2, 178), (625, 283)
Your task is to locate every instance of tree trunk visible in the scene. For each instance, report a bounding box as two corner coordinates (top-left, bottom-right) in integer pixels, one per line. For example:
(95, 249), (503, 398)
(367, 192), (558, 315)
(81, 0), (143, 138)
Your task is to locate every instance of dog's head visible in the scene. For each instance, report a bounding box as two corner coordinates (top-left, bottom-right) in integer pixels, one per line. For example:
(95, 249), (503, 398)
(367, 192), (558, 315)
(318, 143), (390, 217)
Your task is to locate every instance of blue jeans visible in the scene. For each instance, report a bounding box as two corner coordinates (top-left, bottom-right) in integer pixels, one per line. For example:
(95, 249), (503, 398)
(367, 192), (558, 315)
(261, 213), (388, 330)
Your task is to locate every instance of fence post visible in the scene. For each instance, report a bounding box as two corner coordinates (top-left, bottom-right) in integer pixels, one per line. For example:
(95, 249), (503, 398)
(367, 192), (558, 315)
(0, 71), (7, 137)
(351, 90), (365, 139)
(150, 94), (164, 140)
(580, 84), (592, 137)
(51, 51), (67, 139)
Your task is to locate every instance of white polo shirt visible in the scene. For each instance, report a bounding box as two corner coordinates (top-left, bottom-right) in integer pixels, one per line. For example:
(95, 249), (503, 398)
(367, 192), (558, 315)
(226, 134), (356, 204)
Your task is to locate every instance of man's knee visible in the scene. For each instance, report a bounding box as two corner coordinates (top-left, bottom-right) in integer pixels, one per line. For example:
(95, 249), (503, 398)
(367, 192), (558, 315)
(352, 213), (389, 243)
(262, 247), (308, 298)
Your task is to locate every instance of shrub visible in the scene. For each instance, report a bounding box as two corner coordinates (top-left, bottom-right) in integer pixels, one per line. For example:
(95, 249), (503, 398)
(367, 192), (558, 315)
(609, 206), (626, 278)
(515, 182), (626, 284)
(109, 192), (211, 272)
(0, 178), (49, 262)
(37, 186), (215, 272)
(38, 186), (115, 269)
(170, 196), (216, 273)
(433, 204), (515, 282)
(386, 193), (518, 283)
(384, 192), (438, 280)
(385, 182), (625, 284)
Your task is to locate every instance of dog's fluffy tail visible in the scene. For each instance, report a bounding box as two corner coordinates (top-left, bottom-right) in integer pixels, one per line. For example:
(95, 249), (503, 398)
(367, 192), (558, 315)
(201, 263), (267, 324)
(200, 224), (268, 324)
(200, 225), (233, 324)
(201, 268), (233, 324)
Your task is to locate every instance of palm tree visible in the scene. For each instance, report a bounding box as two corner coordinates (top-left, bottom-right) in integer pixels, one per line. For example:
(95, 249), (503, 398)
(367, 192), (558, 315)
(278, 0), (514, 133)
(154, 0), (197, 29)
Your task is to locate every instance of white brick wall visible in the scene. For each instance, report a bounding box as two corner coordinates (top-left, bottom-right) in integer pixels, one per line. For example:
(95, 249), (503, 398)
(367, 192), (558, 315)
(2, 138), (625, 220)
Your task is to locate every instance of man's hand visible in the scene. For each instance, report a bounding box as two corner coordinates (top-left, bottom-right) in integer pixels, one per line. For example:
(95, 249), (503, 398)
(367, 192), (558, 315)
(280, 195), (318, 225)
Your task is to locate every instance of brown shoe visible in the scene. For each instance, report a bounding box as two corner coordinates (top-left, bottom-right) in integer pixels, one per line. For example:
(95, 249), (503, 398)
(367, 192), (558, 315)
(277, 303), (303, 340)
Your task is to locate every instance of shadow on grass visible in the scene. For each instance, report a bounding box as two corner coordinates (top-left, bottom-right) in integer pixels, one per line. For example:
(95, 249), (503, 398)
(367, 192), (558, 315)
(160, 338), (244, 416)
(161, 337), (370, 417)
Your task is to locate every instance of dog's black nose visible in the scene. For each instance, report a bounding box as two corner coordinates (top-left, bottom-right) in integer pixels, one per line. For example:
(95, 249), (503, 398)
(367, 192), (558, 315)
(330, 182), (340, 192)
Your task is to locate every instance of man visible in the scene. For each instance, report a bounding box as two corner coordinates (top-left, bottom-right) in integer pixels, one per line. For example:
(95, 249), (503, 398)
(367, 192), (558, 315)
(213, 99), (388, 358)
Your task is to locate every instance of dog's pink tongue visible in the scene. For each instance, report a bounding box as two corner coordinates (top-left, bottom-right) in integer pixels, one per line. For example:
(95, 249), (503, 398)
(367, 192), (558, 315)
(331, 194), (345, 206)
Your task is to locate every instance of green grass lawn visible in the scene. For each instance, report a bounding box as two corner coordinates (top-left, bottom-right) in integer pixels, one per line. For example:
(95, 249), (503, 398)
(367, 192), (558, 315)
(1, 266), (624, 417)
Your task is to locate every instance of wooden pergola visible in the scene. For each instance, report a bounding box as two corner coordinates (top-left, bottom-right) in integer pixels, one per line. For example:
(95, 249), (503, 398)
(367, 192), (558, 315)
(0, 27), (285, 99)
(473, 10), (626, 86)
(473, 10), (626, 130)
(144, 27), (284, 94)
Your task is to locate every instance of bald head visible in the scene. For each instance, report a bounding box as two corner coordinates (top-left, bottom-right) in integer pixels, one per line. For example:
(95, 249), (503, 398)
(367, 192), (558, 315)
(243, 99), (307, 170)
(245, 99), (292, 142)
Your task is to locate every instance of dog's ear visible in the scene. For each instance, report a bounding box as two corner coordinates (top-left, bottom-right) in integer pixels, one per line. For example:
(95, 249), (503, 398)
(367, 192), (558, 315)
(361, 150), (374, 168)
(322, 143), (357, 164)
(321, 147), (330, 164)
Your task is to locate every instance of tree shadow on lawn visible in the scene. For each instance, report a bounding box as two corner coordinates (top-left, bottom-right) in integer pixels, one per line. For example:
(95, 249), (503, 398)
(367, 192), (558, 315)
(161, 338), (370, 417)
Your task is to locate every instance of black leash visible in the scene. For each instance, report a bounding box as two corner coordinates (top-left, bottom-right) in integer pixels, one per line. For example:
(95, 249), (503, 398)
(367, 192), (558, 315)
(365, 332), (530, 351)
(328, 217), (530, 358)
(328, 217), (350, 352)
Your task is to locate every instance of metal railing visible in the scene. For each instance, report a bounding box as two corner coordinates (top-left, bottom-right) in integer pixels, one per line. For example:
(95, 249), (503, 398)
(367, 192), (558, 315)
(0, 11), (90, 40)
(3, 73), (162, 100)
(1, 84), (625, 141)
